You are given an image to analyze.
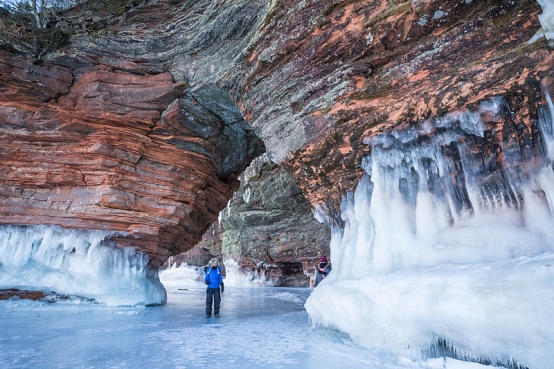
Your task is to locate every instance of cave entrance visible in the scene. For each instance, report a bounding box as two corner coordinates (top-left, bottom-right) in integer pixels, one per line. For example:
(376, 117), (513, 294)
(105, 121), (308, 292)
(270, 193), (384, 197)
(267, 261), (309, 287)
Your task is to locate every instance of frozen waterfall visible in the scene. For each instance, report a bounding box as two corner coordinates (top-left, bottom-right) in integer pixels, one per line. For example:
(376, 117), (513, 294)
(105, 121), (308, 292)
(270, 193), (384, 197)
(0, 225), (166, 306)
(306, 95), (554, 368)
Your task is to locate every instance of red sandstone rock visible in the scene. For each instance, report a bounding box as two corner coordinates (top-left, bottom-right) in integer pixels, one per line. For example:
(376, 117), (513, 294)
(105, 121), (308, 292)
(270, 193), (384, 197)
(0, 289), (48, 301)
(0, 50), (263, 266)
(224, 0), (554, 216)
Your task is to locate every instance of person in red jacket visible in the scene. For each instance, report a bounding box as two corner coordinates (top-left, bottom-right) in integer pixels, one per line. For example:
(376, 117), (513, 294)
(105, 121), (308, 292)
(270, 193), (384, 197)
(315, 255), (331, 287)
(204, 259), (224, 318)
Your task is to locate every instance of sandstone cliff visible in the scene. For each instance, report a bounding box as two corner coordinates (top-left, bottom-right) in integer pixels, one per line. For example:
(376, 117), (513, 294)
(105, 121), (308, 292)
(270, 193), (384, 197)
(165, 0), (553, 278)
(218, 0), (553, 219)
(0, 9), (265, 266)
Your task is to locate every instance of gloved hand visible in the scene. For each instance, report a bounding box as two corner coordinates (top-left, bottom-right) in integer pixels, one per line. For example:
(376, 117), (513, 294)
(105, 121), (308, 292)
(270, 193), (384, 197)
(220, 282), (224, 294)
(205, 281), (209, 285)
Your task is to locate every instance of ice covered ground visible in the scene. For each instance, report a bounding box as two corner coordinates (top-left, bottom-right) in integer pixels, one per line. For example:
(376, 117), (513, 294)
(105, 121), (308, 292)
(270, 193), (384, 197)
(1, 274), (493, 369)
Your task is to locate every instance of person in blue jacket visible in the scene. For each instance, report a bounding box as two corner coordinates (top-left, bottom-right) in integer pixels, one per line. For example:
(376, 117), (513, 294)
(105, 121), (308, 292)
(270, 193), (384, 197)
(205, 259), (224, 317)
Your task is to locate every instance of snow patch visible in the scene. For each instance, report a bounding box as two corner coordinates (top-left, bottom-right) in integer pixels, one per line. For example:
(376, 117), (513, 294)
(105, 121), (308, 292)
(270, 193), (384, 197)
(270, 291), (304, 303)
(433, 10), (447, 19)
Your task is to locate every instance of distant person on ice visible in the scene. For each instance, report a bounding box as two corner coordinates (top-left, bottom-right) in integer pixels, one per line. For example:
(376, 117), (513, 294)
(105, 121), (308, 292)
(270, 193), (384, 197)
(315, 255), (331, 287)
(205, 259), (224, 318)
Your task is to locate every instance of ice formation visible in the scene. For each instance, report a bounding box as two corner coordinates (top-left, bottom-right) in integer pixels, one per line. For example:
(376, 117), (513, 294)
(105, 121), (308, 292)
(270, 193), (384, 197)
(0, 225), (166, 306)
(222, 258), (278, 286)
(159, 263), (204, 286)
(529, 0), (554, 45)
(159, 258), (280, 287)
(243, 187), (252, 204)
(306, 95), (554, 368)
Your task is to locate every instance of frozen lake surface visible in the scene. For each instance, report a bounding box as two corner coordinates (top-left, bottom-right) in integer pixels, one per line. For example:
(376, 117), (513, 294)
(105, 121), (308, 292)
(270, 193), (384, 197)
(0, 284), (484, 369)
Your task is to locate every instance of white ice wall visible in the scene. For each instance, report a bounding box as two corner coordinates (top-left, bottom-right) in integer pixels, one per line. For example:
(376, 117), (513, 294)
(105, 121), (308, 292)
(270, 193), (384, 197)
(306, 94), (554, 368)
(0, 225), (166, 306)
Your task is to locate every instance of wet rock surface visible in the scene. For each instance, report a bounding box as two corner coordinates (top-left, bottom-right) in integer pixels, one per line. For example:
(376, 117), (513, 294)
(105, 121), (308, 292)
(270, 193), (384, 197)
(0, 289), (49, 301)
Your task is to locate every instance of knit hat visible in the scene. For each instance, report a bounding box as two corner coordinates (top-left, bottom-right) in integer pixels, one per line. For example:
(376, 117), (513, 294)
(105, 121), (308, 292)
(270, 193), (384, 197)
(320, 255), (327, 263)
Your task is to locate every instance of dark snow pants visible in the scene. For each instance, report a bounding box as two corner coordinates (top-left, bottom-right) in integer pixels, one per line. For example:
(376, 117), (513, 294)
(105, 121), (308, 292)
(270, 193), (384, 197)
(206, 287), (221, 315)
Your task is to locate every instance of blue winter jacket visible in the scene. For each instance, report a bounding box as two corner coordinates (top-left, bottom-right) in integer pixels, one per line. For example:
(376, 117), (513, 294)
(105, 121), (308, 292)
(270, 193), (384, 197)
(205, 267), (223, 288)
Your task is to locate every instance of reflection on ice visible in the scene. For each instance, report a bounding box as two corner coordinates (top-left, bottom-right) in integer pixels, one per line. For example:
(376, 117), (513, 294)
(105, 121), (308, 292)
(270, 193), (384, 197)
(307, 95), (554, 368)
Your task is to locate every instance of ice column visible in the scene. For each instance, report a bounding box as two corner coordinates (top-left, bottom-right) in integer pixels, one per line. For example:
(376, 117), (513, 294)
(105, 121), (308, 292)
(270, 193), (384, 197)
(243, 187), (252, 204)
(536, 90), (554, 216)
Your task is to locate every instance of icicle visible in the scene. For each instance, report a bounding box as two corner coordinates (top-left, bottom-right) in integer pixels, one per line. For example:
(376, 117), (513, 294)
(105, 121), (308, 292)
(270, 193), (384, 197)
(535, 88), (554, 216)
(0, 225), (166, 306)
(243, 187), (251, 203)
(538, 90), (554, 160)
(317, 95), (554, 276)
(537, 0), (554, 43)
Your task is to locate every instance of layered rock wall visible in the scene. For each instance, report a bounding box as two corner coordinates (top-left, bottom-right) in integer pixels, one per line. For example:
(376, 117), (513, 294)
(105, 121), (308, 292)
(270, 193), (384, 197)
(0, 48), (264, 266)
(118, 0), (553, 222)
(215, 0), (553, 218)
(167, 0), (553, 277)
